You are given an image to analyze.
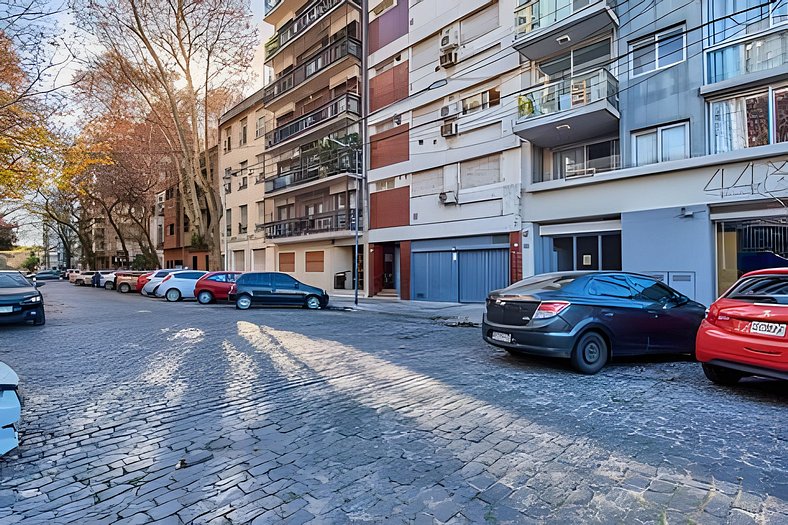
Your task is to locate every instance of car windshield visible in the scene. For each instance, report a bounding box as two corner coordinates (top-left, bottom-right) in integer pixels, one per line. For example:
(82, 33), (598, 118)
(726, 275), (788, 305)
(0, 273), (32, 288)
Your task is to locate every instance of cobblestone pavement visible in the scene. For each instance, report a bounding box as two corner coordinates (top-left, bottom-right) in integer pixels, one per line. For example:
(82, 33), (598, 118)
(0, 282), (786, 524)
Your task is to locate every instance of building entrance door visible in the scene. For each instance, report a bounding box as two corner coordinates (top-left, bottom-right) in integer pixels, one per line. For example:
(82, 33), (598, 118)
(382, 245), (396, 289)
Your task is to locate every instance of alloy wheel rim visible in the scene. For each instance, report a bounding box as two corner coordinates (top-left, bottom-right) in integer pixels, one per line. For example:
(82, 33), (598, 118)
(239, 297), (251, 309)
(307, 297), (319, 309)
(584, 342), (600, 363)
(167, 290), (178, 301)
(199, 292), (210, 303)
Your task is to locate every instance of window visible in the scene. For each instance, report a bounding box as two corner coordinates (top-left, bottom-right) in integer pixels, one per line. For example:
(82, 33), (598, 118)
(587, 275), (633, 298)
(553, 139), (619, 179)
(279, 252), (295, 272)
(630, 27), (685, 77)
(551, 233), (621, 271)
(239, 205), (248, 234)
(255, 112), (266, 139)
(411, 169), (444, 197)
(183, 214), (190, 233)
(239, 118), (248, 146)
(460, 4), (499, 43)
(628, 276), (676, 303)
(223, 127), (232, 153)
(461, 87), (500, 115)
(632, 123), (689, 166)
(208, 274), (228, 283)
(459, 154), (501, 189)
(225, 209), (232, 236)
(708, 0), (786, 46)
(711, 90), (780, 153)
(273, 273), (297, 288)
(374, 178), (396, 192)
(168, 224), (174, 236)
(369, 0), (396, 22)
(305, 251), (324, 272)
(706, 31), (788, 84)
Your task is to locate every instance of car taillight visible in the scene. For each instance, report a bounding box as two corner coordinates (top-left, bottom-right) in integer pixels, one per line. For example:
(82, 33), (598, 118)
(162, 275), (172, 282)
(533, 301), (571, 319)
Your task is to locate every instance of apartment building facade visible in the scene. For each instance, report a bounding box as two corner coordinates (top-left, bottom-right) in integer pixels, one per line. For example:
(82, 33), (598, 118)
(365, 0), (527, 302)
(261, 0), (365, 294)
(513, 0), (788, 305)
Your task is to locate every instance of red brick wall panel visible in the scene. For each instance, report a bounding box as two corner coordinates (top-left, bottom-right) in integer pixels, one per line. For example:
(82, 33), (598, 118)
(369, 187), (409, 230)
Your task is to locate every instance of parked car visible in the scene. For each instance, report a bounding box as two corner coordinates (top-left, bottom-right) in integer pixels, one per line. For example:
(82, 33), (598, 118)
(0, 270), (45, 325)
(91, 270), (114, 288)
(155, 270), (208, 302)
(141, 269), (180, 297)
(67, 269), (82, 283)
(73, 271), (96, 286)
(0, 361), (21, 455)
(194, 271), (242, 304)
(33, 270), (61, 281)
(696, 268), (788, 385)
(228, 272), (329, 310)
(482, 272), (706, 374)
(115, 271), (149, 293)
(100, 271), (117, 290)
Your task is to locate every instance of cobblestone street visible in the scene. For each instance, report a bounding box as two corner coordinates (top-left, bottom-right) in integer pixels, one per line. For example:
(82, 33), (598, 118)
(0, 282), (786, 524)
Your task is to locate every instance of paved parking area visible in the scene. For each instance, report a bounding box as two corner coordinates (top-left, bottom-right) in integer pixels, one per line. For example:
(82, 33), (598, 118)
(0, 281), (786, 524)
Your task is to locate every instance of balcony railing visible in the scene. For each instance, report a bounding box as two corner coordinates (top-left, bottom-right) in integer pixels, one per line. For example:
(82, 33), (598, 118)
(260, 209), (362, 239)
(264, 0), (281, 16)
(266, 0), (360, 59)
(707, 30), (788, 84)
(515, 0), (600, 36)
(263, 36), (361, 104)
(239, 223), (248, 235)
(517, 68), (618, 119)
(265, 93), (361, 148)
(265, 147), (360, 193)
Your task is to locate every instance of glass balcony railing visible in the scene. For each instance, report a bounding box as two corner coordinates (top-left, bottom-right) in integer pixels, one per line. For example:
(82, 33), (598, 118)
(517, 68), (618, 119)
(264, 0), (282, 16)
(263, 36), (361, 104)
(260, 209), (362, 239)
(515, 0), (599, 36)
(265, 147), (360, 193)
(265, 93), (361, 147)
(266, 0), (360, 59)
(707, 30), (788, 84)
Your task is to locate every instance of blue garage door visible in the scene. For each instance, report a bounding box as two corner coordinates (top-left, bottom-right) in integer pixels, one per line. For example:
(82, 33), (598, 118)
(412, 249), (509, 303)
(459, 249), (509, 303)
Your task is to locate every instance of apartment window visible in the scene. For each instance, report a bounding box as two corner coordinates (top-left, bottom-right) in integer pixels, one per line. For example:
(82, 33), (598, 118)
(460, 154), (501, 189)
(630, 26), (686, 77)
(239, 161), (248, 190)
(256, 201), (265, 224)
(223, 127), (232, 153)
(156, 224), (163, 244)
(461, 87), (501, 115)
(411, 169), (444, 197)
(239, 118), (248, 146)
(707, 31), (788, 84)
(459, 3), (499, 44)
(710, 87), (788, 153)
(374, 178), (396, 192)
(255, 112), (266, 139)
(168, 224), (174, 236)
(279, 252), (295, 272)
(239, 205), (248, 234)
(554, 139), (620, 179)
(369, 0), (396, 22)
(225, 209), (232, 236)
(305, 251), (325, 272)
(709, 0), (787, 46)
(183, 214), (190, 233)
(633, 123), (689, 165)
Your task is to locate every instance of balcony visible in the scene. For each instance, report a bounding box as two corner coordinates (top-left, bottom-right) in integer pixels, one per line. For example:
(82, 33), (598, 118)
(266, 0), (360, 61)
(265, 147), (360, 194)
(514, 68), (619, 148)
(705, 30), (788, 87)
(238, 223), (248, 235)
(264, 0), (281, 16)
(265, 93), (361, 149)
(514, 0), (617, 61)
(261, 209), (362, 240)
(263, 36), (361, 105)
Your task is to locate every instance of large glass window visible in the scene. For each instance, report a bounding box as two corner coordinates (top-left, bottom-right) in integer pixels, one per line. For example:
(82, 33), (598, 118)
(553, 139), (619, 179)
(632, 123), (689, 166)
(708, 0), (786, 46)
(711, 90), (778, 153)
(707, 30), (788, 84)
(631, 27), (686, 77)
(716, 218), (788, 295)
(550, 233), (622, 271)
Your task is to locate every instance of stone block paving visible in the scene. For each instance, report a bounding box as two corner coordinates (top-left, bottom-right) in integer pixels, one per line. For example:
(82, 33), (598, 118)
(0, 282), (785, 524)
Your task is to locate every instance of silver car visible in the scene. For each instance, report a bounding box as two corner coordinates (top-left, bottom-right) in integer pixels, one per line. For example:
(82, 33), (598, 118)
(155, 270), (208, 302)
(141, 269), (180, 296)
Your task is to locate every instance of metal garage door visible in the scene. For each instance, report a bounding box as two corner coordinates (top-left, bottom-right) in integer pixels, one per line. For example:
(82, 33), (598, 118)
(458, 249), (509, 303)
(412, 251), (457, 302)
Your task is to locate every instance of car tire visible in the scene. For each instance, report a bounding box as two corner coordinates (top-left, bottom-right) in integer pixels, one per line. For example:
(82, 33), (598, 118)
(197, 291), (213, 305)
(236, 294), (252, 310)
(118, 283), (131, 293)
(104, 282), (114, 290)
(570, 331), (608, 375)
(702, 363), (744, 385)
(165, 288), (181, 302)
(304, 295), (321, 310)
(33, 307), (45, 326)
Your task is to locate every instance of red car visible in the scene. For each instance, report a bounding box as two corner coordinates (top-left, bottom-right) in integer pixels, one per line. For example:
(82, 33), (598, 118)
(194, 271), (242, 304)
(136, 272), (154, 293)
(696, 268), (788, 385)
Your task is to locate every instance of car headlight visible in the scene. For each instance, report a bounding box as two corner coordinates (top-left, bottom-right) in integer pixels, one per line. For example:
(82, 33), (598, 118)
(21, 295), (41, 304)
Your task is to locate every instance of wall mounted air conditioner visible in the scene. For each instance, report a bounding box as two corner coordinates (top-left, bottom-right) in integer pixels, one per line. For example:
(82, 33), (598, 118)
(440, 102), (460, 119)
(438, 191), (458, 205)
(440, 121), (458, 137)
(439, 51), (458, 68)
(440, 25), (459, 51)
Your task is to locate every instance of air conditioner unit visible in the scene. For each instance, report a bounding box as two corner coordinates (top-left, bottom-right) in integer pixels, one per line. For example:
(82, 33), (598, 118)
(440, 25), (459, 51)
(440, 121), (458, 137)
(438, 191), (458, 205)
(439, 51), (458, 68)
(440, 102), (460, 119)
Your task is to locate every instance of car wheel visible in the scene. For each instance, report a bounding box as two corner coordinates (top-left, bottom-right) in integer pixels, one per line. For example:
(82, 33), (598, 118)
(119, 283), (131, 293)
(165, 288), (181, 302)
(104, 282), (114, 290)
(570, 331), (608, 375)
(304, 295), (321, 310)
(236, 295), (252, 310)
(702, 363), (743, 385)
(33, 307), (45, 326)
(197, 291), (214, 305)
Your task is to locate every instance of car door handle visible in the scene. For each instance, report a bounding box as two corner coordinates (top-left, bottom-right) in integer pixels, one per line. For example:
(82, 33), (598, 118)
(603, 312), (614, 317)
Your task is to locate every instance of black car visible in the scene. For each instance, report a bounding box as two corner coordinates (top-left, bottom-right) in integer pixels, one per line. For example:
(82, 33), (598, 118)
(0, 271), (46, 326)
(482, 272), (706, 374)
(33, 270), (61, 281)
(229, 272), (329, 310)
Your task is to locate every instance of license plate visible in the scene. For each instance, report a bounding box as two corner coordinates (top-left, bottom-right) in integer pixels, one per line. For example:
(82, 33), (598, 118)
(491, 331), (512, 343)
(750, 321), (787, 337)
(0, 306), (12, 314)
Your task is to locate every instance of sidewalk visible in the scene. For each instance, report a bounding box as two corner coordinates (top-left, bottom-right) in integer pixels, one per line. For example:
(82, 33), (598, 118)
(329, 295), (484, 325)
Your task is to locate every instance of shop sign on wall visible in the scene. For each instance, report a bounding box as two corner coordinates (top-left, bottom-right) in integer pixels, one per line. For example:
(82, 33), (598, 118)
(704, 160), (788, 199)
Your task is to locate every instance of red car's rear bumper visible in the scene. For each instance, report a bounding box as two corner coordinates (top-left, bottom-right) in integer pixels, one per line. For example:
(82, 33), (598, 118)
(696, 319), (788, 374)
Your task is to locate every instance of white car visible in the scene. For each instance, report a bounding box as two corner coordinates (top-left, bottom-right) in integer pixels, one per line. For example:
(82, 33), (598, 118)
(0, 362), (21, 456)
(98, 271), (116, 289)
(141, 269), (180, 296)
(73, 271), (96, 286)
(155, 270), (208, 302)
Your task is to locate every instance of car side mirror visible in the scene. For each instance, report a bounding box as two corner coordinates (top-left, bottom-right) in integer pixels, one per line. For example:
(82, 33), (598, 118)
(35, 282), (45, 287)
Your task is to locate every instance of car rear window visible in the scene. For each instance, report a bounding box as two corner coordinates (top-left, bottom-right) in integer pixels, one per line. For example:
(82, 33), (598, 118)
(726, 275), (788, 305)
(504, 275), (578, 295)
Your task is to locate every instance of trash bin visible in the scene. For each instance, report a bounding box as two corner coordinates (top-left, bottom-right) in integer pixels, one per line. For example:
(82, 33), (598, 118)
(334, 272), (347, 290)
